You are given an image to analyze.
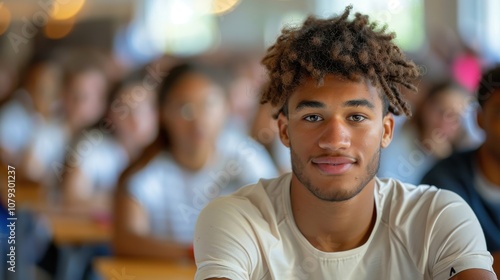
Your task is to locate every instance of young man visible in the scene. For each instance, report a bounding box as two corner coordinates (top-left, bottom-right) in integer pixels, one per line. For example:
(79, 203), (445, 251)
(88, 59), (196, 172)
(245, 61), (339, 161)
(194, 6), (497, 280)
(422, 66), (500, 275)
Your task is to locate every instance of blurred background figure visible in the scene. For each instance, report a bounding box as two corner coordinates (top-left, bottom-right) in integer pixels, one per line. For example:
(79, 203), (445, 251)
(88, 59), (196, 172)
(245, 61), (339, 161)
(0, 54), (61, 166)
(421, 66), (500, 275)
(113, 62), (278, 260)
(21, 54), (109, 188)
(251, 102), (292, 174)
(61, 68), (158, 211)
(378, 81), (471, 184)
(225, 55), (267, 133)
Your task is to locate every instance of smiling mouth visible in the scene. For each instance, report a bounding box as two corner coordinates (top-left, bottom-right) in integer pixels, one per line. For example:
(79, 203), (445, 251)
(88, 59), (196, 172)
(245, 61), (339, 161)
(311, 157), (356, 175)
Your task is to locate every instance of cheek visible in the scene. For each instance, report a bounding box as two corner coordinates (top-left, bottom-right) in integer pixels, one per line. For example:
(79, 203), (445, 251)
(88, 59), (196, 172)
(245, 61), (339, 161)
(205, 106), (226, 129)
(357, 126), (383, 151)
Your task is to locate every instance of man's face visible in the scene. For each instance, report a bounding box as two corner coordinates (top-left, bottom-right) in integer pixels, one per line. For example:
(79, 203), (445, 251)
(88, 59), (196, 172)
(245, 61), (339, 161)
(478, 90), (500, 161)
(278, 74), (394, 202)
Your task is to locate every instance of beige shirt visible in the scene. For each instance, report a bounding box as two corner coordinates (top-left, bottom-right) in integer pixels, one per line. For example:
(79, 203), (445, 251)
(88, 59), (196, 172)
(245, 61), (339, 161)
(194, 174), (494, 280)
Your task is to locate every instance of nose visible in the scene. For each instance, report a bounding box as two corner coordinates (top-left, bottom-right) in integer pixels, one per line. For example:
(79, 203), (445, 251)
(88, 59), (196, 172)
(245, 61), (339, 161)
(318, 117), (351, 151)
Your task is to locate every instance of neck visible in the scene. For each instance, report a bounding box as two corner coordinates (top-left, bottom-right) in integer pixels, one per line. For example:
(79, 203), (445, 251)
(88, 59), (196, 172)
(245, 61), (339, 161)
(170, 144), (214, 171)
(290, 176), (377, 252)
(477, 145), (500, 186)
(117, 136), (140, 161)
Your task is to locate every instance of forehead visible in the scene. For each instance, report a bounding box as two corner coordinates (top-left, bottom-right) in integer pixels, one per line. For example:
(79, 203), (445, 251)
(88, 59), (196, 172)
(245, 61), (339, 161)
(166, 73), (224, 103)
(289, 74), (381, 106)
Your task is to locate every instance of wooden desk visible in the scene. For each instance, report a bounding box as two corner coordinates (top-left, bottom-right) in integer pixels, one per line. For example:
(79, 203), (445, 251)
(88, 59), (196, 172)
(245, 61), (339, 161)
(15, 181), (44, 206)
(94, 257), (197, 280)
(47, 213), (111, 245)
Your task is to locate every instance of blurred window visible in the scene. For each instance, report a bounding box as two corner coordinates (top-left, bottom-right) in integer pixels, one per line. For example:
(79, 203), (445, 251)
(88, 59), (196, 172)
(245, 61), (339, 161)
(458, 0), (500, 62)
(318, 0), (425, 53)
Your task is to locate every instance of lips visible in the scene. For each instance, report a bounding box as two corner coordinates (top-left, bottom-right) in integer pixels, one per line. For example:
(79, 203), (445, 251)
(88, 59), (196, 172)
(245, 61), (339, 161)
(311, 156), (356, 175)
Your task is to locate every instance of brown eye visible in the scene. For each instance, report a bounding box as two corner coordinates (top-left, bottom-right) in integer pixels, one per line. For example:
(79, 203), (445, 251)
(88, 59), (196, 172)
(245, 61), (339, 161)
(348, 115), (366, 122)
(303, 115), (323, 122)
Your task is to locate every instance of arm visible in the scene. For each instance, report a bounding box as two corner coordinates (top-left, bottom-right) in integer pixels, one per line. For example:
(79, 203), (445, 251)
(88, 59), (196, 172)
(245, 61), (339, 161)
(61, 167), (113, 214)
(428, 191), (496, 279)
(449, 269), (497, 280)
(194, 199), (258, 280)
(112, 190), (192, 260)
(21, 146), (45, 182)
(62, 167), (93, 202)
(493, 251), (500, 277)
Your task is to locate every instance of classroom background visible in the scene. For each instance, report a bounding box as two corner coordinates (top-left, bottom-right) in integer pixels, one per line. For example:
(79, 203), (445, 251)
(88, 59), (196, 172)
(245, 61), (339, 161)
(0, 0), (499, 279)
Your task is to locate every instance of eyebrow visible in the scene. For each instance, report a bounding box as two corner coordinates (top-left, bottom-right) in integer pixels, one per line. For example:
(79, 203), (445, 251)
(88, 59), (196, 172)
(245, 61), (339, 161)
(295, 100), (325, 112)
(342, 99), (375, 110)
(294, 98), (375, 112)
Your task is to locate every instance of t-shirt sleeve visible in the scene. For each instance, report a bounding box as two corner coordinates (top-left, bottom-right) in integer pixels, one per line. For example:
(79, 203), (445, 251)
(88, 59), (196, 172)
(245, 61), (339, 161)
(194, 198), (259, 280)
(427, 190), (494, 279)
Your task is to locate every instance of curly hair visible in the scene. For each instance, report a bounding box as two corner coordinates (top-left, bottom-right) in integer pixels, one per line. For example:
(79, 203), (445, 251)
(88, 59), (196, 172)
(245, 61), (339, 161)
(261, 5), (420, 118)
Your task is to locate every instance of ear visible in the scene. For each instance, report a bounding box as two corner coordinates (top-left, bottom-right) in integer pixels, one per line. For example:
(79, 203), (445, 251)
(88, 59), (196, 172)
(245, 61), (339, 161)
(277, 113), (290, 148)
(381, 113), (395, 148)
(476, 108), (484, 130)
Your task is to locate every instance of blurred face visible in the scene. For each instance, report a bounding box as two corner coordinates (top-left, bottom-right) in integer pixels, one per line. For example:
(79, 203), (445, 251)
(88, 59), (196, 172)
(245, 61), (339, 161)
(27, 63), (61, 118)
(478, 90), (500, 161)
(420, 89), (468, 140)
(161, 73), (227, 152)
(65, 70), (108, 129)
(278, 75), (394, 202)
(110, 84), (158, 148)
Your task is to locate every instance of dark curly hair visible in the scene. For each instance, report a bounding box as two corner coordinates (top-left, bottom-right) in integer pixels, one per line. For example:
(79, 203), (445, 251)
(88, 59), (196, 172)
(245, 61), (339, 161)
(261, 5), (421, 118)
(477, 65), (500, 108)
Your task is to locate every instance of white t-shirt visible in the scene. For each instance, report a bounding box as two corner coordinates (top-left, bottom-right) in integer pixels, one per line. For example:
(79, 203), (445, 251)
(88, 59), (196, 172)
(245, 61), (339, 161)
(30, 120), (68, 184)
(127, 132), (278, 244)
(0, 93), (37, 156)
(77, 135), (128, 194)
(194, 173), (494, 280)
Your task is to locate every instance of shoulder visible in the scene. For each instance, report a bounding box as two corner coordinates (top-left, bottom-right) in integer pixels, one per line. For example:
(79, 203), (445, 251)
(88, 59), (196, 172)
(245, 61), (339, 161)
(217, 129), (270, 159)
(216, 129), (279, 179)
(428, 149), (476, 171)
(421, 150), (477, 192)
(376, 177), (472, 228)
(127, 151), (176, 188)
(376, 178), (493, 277)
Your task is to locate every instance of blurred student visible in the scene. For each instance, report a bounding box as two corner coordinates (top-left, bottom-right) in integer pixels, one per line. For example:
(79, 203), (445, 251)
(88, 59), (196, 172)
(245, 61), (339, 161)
(61, 69), (158, 210)
(0, 55), (61, 165)
(378, 81), (470, 184)
(251, 102), (292, 173)
(22, 58), (109, 187)
(113, 62), (278, 260)
(421, 66), (500, 274)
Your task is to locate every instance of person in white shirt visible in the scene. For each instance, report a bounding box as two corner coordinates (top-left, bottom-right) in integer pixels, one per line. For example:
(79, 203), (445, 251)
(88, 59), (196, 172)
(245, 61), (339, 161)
(23, 58), (109, 186)
(113, 62), (278, 260)
(193, 6), (497, 280)
(61, 69), (158, 210)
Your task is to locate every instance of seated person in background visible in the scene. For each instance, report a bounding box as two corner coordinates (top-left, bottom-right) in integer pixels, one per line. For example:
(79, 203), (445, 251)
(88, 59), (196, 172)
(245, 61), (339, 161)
(113, 62), (278, 260)
(193, 6), (496, 280)
(22, 57), (109, 188)
(378, 81), (470, 184)
(251, 102), (292, 174)
(0, 54), (61, 166)
(421, 66), (500, 275)
(61, 69), (158, 210)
